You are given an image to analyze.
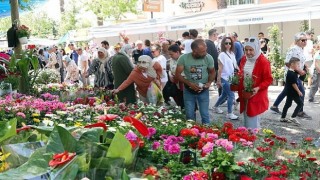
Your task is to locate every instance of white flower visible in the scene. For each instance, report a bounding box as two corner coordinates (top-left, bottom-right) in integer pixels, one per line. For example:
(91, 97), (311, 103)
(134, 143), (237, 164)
(43, 119), (54, 126)
(108, 127), (117, 132)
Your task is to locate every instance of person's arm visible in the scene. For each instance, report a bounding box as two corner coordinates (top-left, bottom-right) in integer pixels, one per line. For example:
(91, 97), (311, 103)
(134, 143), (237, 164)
(292, 83), (303, 96)
(216, 60), (223, 88)
(153, 61), (163, 80)
(206, 67), (216, 89)
(315, 60), (320, 73)
(113, 71), (135, 94)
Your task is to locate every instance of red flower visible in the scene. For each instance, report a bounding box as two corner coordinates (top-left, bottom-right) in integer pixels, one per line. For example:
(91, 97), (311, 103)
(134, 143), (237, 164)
(240, 175), (253, 180)
(16, 126), (32, 133)
(265, 176), (281, 180)
(123, 116), (149, 137)
(229, 134), (240, 142)
(211, 172), (226, 180)
(306, 150), (311, 155)
(298, 152), (306, 159)
(84, 122), (107, 131)
(49, 151), (76, 168)
(180, 128), (197, 137)
(237, 161), (245, 166)
(307, 157), (317, 162)
(143, 166), (158, 177)
(97, 114), (118, 121)
(304, 137), (313, 142)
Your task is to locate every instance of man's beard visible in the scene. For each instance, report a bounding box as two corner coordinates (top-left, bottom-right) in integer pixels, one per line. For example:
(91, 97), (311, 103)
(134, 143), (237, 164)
(193, 54), (206, 59)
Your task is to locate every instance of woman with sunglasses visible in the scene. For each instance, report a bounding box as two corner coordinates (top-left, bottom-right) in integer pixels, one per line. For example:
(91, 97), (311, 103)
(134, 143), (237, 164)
(212, 37), (239, 120)
(151, 44), (168, 89)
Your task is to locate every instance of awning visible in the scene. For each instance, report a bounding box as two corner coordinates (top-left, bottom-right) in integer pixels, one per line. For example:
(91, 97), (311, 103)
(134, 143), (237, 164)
(0, 0), (49, 18)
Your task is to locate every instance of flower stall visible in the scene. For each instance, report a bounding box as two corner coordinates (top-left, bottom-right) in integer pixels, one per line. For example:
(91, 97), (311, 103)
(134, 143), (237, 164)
(0, 89), (319, 180)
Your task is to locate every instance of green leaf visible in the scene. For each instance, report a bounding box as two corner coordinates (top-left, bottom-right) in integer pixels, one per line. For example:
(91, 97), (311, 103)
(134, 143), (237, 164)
(0, 147), (51, 179)
(121, 169), (130, 180)
(106, 131), (133, 165)
(0, 119), (17, 143)
(79, 127), (104, 142)
(46, 126), (77, 153)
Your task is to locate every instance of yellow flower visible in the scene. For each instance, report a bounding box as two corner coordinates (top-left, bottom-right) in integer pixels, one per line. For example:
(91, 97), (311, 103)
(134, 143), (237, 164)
(33, 118), (40, 123)
(74, 122), (83, 127)
(262, 129), (274, 135)
(31, 113), (40, 117)
(0, 153), (10, 172)
(0, 162), (9, 172)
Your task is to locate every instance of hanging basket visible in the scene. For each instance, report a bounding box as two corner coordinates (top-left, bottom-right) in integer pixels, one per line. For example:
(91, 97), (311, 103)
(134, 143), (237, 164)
(19, 37), (28, 44)
(230, 84), (239, 91)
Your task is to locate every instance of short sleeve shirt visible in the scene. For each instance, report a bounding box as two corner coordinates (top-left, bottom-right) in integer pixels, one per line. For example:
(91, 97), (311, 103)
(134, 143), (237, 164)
(177, 53), (214, 84)
(218, 52), (236, 80)
(285, 70), (299, 97)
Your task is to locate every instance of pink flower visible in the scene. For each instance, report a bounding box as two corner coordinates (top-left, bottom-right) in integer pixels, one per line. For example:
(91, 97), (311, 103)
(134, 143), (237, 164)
(125, 130), (138, 141)
(147, 127), (156, 138)
(202, 142), (214, 154)
(152, 141), (161, 150)
(167, 144), (180, 154)
(16, 112), (26, 118)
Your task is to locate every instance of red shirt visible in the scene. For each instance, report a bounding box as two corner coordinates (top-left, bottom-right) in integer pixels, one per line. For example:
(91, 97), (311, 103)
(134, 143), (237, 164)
(238, 54), (273, 117)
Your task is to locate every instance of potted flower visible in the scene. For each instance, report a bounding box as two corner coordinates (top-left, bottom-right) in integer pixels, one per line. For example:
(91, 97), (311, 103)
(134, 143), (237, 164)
(16, 25), (31, 44)
(242, 75), (254, 99)
(229, 73), (240, 91)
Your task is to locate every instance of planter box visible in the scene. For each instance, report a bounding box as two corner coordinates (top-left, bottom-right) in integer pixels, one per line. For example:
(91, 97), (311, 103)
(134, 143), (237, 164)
(19, 37), (28, 44)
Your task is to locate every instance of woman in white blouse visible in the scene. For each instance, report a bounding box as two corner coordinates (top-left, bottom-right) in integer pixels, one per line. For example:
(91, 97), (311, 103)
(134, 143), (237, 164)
(63, 56), (80, 84)
(151, 44), (167, 89)
(213, 37), (239, 120)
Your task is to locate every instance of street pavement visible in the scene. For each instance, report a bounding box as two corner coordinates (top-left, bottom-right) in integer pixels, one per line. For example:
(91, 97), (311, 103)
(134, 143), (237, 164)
(202, 85), (320, 143)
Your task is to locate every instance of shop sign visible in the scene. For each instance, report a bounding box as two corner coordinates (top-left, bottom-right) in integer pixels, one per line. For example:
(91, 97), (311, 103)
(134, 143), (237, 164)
(179, 0), (205, 13)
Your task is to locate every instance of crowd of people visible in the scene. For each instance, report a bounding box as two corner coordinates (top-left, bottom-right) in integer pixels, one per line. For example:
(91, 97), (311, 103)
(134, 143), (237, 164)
(2, 28), (318, 130)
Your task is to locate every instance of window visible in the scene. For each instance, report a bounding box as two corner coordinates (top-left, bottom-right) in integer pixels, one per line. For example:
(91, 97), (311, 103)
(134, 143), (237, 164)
(227, 0), (255, 6)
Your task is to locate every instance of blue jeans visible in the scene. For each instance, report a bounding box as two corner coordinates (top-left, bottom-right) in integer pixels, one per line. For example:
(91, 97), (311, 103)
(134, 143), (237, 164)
(297, 78), (305, 112)
(214, 78), (235, 113)
(274, 78), (305, 112)
(184, 88), (210, 125)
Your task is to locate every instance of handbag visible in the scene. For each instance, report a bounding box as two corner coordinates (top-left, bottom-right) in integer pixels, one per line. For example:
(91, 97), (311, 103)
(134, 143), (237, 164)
(163, 80), (178, 97)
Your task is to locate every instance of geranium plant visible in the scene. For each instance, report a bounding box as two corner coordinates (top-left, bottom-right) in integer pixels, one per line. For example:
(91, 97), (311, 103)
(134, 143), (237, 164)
(244, 75), (254, 92)
(229, 73), (240, 85)
(16, 25), (31, 38)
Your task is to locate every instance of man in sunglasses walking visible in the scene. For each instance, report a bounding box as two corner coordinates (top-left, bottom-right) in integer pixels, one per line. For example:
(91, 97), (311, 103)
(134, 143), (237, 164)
(270, 32), (312, 120)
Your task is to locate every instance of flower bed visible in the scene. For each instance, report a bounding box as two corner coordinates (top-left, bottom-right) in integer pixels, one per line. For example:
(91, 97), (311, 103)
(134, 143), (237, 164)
(0, 92), (319, 179)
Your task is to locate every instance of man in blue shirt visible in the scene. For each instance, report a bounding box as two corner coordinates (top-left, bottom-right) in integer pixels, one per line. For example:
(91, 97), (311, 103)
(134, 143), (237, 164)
(231, 32), (244, 66)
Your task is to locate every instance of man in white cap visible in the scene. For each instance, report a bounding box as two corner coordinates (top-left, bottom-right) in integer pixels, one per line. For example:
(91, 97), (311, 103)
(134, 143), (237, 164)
(237, 37), (273, 129)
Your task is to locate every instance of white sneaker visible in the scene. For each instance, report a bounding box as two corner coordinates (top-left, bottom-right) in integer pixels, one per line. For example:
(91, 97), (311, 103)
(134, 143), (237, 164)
(289, 117), (301, 126)
(213, 107), (223, 114)
(227, 113), (238, 120)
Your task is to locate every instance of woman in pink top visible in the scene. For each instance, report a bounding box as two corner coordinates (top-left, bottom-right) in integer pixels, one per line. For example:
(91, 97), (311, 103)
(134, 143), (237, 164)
(113, 55), (163, 104)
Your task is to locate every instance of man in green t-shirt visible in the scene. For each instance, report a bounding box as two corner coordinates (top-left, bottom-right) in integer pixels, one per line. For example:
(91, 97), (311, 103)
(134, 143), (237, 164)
(175, 39), (215, 125)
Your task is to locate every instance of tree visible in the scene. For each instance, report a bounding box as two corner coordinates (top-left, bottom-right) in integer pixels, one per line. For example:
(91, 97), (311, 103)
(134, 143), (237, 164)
(216, 0), (227, 9)
(58, 0), (78, 37)
(20, 12), (55, 38)
(59, 0), (65, 13)
(83, 0), (139, 26)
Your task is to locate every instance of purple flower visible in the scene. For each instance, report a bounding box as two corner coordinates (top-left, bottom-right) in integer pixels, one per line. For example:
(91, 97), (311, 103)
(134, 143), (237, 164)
(167, 144), (180, 154)
(16, 112), (26, 118)
(152, 141), (161, 150)
(125, 130), (137, 141)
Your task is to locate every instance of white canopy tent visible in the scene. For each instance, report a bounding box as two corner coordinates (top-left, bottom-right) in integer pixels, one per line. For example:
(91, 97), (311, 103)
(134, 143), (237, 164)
(89, 0), (320, 38)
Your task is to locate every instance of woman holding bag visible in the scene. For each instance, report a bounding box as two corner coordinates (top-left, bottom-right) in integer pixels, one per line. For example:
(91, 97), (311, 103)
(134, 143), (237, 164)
(112, 55), (163, 105)
(212, 37), (239, 120)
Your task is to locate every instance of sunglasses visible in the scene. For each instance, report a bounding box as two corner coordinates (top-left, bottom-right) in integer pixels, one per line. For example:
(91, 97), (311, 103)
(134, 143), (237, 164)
(151, 50), (157, 53)
(224, 42), (232, 45)
(300, 39), (307, 42)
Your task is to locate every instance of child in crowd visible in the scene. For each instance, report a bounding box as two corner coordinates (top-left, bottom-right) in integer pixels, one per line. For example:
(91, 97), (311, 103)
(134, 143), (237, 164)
(280, 57), (303, 125)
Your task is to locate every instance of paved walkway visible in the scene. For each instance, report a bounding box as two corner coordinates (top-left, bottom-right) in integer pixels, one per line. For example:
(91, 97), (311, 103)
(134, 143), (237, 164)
(205, 85), (320, 143)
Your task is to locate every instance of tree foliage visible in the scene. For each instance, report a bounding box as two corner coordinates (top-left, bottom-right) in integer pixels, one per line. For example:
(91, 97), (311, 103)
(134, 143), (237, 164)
(82, 0), (139, 26)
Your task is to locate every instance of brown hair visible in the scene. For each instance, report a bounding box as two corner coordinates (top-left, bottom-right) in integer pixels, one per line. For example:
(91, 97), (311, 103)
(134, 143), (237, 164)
(288, 57), (300, 65)
(220, 37), (234, 53)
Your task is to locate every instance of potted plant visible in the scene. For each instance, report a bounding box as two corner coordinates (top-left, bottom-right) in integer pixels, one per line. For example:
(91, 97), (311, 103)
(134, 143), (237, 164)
(242, 75), (254, 99)
(229, 73), (240, 91)
(0, 81), (12, 96)
(16, 25), (31, 44)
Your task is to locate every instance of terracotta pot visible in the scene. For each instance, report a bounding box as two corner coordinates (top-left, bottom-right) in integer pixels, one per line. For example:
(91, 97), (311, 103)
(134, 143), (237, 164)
(242, 91), (253, 99)
(230, 84), (239, 91)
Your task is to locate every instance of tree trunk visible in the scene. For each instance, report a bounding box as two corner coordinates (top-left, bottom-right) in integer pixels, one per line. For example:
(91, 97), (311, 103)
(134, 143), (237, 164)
(97, 16), (104, 26)
(59, 0), (65, 13)
(216, 0), (227, 9)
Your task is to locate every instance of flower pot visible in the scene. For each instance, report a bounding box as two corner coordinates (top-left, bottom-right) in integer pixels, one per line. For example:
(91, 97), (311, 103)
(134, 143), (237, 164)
(242, 91), (253, 99)
(272, 79), (277, 86)
(19, 37), (28, 44)
(277, 80), (284, 86)
(230, 84), (239, 91)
